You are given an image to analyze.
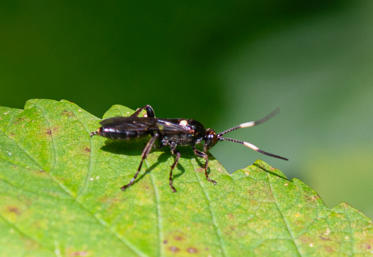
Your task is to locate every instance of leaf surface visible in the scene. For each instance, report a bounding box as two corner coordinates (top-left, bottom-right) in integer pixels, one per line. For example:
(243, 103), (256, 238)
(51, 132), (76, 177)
(0, 99), (372, 257)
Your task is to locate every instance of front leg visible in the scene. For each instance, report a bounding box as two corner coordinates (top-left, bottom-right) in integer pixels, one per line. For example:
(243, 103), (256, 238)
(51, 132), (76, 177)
(193, 148), (217, 185)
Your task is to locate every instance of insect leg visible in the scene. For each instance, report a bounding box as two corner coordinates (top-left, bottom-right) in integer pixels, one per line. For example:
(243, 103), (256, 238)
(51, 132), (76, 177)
(130, 105), (155, 118)
(193, 148), (217, 185)
(169, 148), (180, 192)
(121, 134), (158, 191)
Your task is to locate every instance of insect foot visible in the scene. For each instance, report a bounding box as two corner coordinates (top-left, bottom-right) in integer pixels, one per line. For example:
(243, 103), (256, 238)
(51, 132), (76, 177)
(170, 183), (177, 193)
(208, 178), (217, 185)
(120, 184), (131, 191)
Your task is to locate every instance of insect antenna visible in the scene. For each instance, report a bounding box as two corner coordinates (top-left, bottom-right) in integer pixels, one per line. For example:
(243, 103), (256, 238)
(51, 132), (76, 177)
(218, 108), (279, 137)
(219, 137), (288, 161)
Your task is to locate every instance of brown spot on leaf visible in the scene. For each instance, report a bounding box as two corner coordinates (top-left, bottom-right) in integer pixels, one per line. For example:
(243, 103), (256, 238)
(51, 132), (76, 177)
(7, 206), (21, 215)
(169, 246), (180, 253)
(248, 190), (254, 196)
(46, 129), (52, 136)
(163, 240), (168, 244)
(196, 168), (204, 173)
(46, 127), (59, 136)
(99, 196), (120, 204)
(62, 110), (74, 117)
(312, 195), (320, 201)
(320, 236), (331, 241)
(324, 246), (334, 253)
(84, 147), (91, 153)
(227, 213), (234, 219)
(299, 235), (311, 244)
(305, 194), (320, 202)
(187, 247), (198, 253)
(366, 244), (371, 249)
(224, 225), (237, 236)
(174, 235), (184, 241)
(33, 169), (48, 178)
(69, 251), (88, 256)
(14, 117), (25, 125)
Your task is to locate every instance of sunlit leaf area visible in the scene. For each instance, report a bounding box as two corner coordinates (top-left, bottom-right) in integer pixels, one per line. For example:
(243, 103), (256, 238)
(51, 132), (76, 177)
(0, 0), (373, 256)
(0, 100), (371, 256)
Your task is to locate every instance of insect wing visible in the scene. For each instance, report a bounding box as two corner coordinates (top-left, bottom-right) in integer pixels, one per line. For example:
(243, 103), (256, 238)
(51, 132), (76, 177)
(156, 119), (185, 132)
(156, 119), (192, 134)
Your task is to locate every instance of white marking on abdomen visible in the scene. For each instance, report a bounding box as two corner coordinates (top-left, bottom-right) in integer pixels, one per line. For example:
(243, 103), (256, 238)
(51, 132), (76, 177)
(179, 120), (188, 126)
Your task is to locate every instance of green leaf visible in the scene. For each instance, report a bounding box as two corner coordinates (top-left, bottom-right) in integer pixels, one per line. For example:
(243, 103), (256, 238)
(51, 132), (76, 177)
(0, 99), (372, 257)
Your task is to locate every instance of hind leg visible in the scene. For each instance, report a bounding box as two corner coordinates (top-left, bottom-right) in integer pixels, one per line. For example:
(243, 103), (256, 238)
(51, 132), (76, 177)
(130, 105), (155, 118)
(121, 134), (158, 190)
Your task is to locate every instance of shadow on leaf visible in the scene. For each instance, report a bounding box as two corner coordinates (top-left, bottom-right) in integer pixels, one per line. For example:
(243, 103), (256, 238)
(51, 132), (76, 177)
(253, 162), (290, 181)
(101, 140), (212, 187)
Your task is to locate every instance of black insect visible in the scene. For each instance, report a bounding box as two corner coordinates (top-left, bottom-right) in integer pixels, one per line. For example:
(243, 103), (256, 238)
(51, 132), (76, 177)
(90, 105), (288, 192)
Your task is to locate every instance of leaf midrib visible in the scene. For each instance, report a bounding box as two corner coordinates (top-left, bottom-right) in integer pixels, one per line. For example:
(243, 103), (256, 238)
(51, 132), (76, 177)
(190, 158), (229, 257)
(266, 171), (302, 256)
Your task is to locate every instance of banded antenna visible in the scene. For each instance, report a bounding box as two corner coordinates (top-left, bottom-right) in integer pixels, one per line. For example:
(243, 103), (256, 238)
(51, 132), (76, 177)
(217, 108), (288, 161)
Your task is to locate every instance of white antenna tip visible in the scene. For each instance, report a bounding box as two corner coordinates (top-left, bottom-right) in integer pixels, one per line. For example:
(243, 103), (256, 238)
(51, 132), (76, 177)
(243, 141), (259, 151)
(240, 121), (255, 128)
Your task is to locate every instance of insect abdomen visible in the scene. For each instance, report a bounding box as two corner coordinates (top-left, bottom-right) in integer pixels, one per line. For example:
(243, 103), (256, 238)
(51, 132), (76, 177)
(100, 127), (150, 140)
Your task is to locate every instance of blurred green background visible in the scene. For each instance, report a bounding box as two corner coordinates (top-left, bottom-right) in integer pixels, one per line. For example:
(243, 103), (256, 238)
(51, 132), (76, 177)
(1, 0), (372, 218)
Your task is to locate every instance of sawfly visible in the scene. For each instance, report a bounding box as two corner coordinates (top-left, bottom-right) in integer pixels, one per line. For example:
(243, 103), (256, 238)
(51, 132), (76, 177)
(91, 105), (287, 192)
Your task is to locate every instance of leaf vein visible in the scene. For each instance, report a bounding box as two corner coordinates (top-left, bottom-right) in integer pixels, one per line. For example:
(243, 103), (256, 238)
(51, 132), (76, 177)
(0, 178), (69, 201)
(191, 159), (228, 257)
(150, 171), (164, 257)
(266, 172), (302, 256)
(343, 204), (356, 256)
(0, 211), (55, 255)
(0, 130), (44, 171)
(4, 110), (19, 132)
(32, 104), (57, 174)
(62, 103), (95, 199)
